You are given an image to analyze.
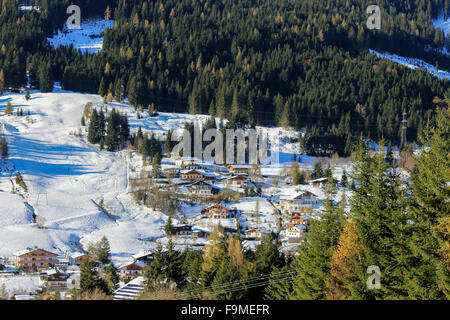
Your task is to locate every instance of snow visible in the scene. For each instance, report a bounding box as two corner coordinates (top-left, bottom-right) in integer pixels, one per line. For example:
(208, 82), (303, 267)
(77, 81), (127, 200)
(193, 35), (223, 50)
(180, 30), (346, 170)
(370, 49), (450, 80)
(47, 18), (114, 54)
(0, 275), (41, 296)
(433, 11), (450, 38)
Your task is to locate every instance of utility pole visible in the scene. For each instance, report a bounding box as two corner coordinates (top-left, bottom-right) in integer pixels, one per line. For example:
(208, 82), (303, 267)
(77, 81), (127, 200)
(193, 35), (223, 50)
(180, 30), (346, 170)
(401, 111), (407, 149)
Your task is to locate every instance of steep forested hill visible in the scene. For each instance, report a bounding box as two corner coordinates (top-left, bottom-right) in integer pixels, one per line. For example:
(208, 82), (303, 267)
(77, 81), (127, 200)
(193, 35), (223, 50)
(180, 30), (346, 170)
(1, 0), (450, 155)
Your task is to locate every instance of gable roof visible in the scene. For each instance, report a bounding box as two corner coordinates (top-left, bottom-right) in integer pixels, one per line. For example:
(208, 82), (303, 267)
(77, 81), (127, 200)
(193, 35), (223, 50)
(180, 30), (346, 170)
(205, 203), (232, 212)
(14, 248), (58, 257)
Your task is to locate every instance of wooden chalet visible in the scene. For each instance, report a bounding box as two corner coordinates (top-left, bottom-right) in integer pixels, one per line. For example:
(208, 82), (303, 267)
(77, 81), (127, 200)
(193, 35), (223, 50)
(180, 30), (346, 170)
(204, 204), (237, 219)
(13, 248), (59, 271)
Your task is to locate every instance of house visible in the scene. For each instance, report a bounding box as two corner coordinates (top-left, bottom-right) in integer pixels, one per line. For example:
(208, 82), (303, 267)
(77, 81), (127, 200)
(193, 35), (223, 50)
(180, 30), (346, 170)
(245, 228), (270, 239)
(163, 167), (180, 178)
(69, 252), (89, 266)
(279, 191), (318, 213)
(188, 181), (220, 195)
(132, 251), (154, 264)
(172, 224), (193, 236)
(290, 214), (309, 225)
(119, 261), (146, 281)
(40, 269), (71, 290)
(308, 177), (329, 188)
(286, 225), (305, 239)
(193, 229), (211, 238)
(13, 248), (59, 271)
(180, 169), (206, 182)
(204, 204), (237, 219)
(226, 175), (248, 188)
(227, 165), (250, 175)
(175, 157), (201, 170)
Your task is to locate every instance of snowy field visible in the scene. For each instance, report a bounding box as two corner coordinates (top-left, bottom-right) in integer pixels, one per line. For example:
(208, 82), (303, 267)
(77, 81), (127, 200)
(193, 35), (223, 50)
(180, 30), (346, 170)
(47, 18), (114, 54)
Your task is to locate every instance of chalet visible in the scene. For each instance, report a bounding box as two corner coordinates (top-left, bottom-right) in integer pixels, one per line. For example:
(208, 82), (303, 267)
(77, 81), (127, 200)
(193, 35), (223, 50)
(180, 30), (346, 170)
(119, 261), (146, 281)
(13, 248), (59, 271)
(245, 228), (270, 239)
(290, 214), (310, 225)
(132, 251), (154, 264)
(172, 224), (193, 236)
(308, 177), (329, 188)
(226, 175), (248, 188)
(193, 229), (211, 238)
(188, 181), (220, 195)
(227, 165), (250, 175)
(286, 225), (305, 239)
(40, 269), (70, 290)
(175, 157), (201, 170)
(69, 252), (89, 266)
(204, 204), (237, 219)
(279, 191), (318, 213)
(180, 169), (206, 182)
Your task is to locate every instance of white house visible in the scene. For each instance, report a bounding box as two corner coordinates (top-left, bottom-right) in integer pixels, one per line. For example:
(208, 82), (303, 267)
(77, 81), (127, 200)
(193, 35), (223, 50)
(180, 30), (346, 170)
(279, 191), (318, 213)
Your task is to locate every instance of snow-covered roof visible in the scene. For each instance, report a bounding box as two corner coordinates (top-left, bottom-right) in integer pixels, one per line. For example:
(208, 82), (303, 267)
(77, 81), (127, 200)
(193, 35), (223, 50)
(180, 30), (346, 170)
(120, 260), (147, 269)
(70, 252), (87, 259)
(132, 251), (153, 260)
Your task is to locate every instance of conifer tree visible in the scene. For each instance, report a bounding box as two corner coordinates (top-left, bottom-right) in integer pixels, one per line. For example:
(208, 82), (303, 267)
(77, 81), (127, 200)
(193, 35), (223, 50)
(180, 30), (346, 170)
(105, 262), (119, 293)
(38, 62), (53, 93)
(87, 109), (99, 144)
(289, 180), (345, 299)
(4, 102), (12, 115)
(325, 218), (363, 300)
(0, 69), (4, 95)
(0, 136), (8, 159)
(406, 108), (450, 299)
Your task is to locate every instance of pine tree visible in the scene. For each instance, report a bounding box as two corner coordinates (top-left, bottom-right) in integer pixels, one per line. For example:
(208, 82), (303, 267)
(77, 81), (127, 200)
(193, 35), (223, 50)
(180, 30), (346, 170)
(87, 109), (99, 144)
(350, 139), (411, 299)
(288, 181), (345, 299)
(0, 136), (8, 159)
(97, 236), (111, 264)
(164, 129), (173, 157)
(105, 109), (119, 151)
(38, 62), (53, 93)
(165, 201), (174, 236)
(98, 78), (106, 97)
(105, 262), (119, 293)
(79, 259), (107, 294)
(152, 153), (162, 178)
(406, 108), (450, 299)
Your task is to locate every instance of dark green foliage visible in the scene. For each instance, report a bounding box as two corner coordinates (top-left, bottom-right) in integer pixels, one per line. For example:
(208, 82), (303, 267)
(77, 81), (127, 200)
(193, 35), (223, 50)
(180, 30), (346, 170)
(105, 262), (120, 293)
(405, 109), (450, 299)
(0, 0), (444, 155)
(0, 136), (8, 159)
(79, 259), (108, 294)
(105, 108), (129, 151)
(288, 184), (345, 299)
